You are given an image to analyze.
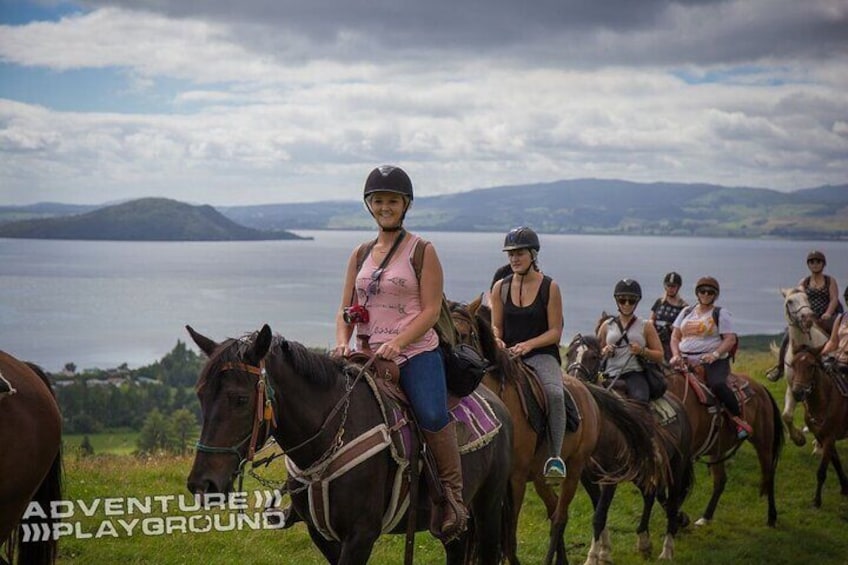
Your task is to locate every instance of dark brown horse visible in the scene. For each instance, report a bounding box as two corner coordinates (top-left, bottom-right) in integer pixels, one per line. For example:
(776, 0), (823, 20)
(186, 324), (514, 565)
(0, 351), (63, 565)
(454, 298), (663, 565)
(566, 332), (694, 563)
(790, 346), (848, 507)
(664, 362), (784, 526)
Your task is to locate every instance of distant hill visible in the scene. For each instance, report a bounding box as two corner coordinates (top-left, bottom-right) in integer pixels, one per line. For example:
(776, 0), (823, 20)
(220, 179), (848, 239)
(2, 179), (846, 239)
(0, 198), (307, 241)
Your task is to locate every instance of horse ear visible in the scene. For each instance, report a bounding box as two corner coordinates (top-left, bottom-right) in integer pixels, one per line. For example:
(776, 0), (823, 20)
(249, 324), (273, 362)
(186, 325), (218, 356)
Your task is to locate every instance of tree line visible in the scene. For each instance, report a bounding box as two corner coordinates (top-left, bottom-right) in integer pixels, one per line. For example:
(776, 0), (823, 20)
(53, 340), (204, 435)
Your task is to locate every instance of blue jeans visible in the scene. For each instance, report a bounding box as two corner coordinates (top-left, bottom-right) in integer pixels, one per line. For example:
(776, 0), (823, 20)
(399, 348), (450, 432)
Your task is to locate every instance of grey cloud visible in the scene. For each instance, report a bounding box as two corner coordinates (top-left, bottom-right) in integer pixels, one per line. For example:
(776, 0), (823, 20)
(75, 0), (846, 67)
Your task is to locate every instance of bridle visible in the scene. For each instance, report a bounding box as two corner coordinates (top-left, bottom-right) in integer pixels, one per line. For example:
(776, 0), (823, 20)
(791, 349), (820, 399)
(194, 359), (277, 473)
(785, 292), (814, 333)
(566, 334), (599, 382)
(194, 346), (375, 493)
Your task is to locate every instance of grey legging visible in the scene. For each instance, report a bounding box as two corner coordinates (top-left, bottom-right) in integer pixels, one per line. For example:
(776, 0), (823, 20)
(524, 353), (566, 460)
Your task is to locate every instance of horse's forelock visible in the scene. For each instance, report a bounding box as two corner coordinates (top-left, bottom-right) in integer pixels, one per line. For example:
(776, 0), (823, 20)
(196, 337), (240, 393)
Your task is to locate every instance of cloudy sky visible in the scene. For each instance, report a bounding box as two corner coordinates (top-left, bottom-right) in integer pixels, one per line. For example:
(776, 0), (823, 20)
(1, 0), (846, 206)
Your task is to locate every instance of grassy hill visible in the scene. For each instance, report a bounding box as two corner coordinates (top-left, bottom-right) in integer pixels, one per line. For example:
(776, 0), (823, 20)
(220, 179), (848, 239)
(0, 198), (307, 241)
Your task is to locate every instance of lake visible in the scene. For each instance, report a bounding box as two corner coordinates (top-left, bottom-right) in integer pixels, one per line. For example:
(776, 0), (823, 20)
(1, 232), (846, 371)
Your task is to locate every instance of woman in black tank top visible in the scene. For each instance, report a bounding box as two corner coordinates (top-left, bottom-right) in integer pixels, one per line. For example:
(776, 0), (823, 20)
(490, 227), (567, 480)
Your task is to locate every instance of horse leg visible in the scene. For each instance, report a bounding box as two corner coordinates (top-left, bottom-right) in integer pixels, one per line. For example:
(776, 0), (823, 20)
(696, 461), (727, 526)
(337, 530), (382, 565)
(753, 429), (779, 527)
(636, 488), (654, 558)
(584, 484), (616, 565)
(831, 448), (848, 496)
(814, 437), (833, 508)
(472, 474), (508, 565)
(782, 386), (806, 447)
(544, 466), (584, 565)
(306, 525), (342, 564)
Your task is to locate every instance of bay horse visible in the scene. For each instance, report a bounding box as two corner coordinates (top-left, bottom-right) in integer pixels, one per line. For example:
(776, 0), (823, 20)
(790, 346), (848, 507)
(186, 324), (514, 565)
(664, 361), (784, 527)
(454, 298), (663, 565)
(0, 351), (63, 565)
(777, 288), (830, 446)
(566, 331), (694, 563)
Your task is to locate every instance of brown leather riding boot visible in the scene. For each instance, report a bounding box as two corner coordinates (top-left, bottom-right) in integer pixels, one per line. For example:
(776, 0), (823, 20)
(422, 421), (468, 541)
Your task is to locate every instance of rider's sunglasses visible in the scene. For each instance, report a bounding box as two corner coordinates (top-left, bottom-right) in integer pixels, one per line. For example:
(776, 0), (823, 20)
(616, 297), (638, 306)
(367, 268), (384, 295)
(697, 287), (717, 296)
(807, 258), (823, 265)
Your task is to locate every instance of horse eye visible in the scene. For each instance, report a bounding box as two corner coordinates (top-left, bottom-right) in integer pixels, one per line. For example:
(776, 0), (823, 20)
(228, 394), (249, 407)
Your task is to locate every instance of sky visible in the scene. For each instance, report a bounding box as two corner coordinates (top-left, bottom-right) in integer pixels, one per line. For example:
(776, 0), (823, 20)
(0, 0), (846, 206)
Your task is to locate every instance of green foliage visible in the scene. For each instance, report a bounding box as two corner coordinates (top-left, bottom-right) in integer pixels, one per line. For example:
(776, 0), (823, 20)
(137, 408), (198, 455)
(54, 341), (202, 433)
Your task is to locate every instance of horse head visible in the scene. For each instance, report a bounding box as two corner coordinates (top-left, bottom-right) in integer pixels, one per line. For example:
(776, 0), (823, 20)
(782, 287), (815, 331)
(185, 324), (273, 495)
(789, 344), (824, 402)
(565, 333), (602, 382)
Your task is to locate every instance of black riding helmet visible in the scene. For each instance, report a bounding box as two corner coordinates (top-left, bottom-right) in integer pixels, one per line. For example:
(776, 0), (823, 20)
(502, 226), (540, 252)
(363, 165), (413, 229)
(614, 279), (642, 300)
(363, 165), (413, 201)
(663, 272), (682, 287)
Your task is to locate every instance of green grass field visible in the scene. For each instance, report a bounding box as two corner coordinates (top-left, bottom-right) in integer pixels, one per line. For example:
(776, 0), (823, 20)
(48, 350), (848, 564)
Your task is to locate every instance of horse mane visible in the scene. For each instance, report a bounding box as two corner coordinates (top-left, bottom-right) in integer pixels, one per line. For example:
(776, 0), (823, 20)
(594, 310), (614, 335)
(469, 302), (524, 386)
(274, 336), (347, 389)
(197, 332), (347, 393)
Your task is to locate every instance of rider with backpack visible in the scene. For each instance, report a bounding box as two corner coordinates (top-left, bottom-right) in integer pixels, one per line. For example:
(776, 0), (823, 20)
(331, 165), (467, 541)
(669, 276), (752, 439)
(490, 226), (567, 480)
(649, 272), (689, 362)
(598, 279), (665, 404)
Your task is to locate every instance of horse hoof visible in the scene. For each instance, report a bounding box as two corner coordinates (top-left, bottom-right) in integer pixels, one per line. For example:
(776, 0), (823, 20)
(678, 511), (691, 529)
(695, 517), (711, 527)
(790, 431), (806, 447)
(636, 532), (652, 556)
(659, 549), (674, 560)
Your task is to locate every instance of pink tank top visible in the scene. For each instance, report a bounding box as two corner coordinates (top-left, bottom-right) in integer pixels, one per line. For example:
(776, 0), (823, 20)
(354, 234), (439, 360)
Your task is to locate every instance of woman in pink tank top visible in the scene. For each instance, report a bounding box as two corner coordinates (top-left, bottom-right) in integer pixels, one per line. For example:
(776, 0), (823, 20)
(331, 165), (468, 541)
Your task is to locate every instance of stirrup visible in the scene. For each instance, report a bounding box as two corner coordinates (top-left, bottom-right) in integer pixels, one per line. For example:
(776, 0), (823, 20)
(731, 416), (752, 439)
(544, 457), (567, 480)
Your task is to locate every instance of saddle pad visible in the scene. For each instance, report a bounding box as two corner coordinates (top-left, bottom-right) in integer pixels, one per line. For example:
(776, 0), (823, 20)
(650, 396), (678, 427)
(452, 391), (502, 454)
(520, 366), (581, 437)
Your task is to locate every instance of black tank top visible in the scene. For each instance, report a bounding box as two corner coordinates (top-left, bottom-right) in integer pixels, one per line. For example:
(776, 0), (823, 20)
(502, 274), (561, 364)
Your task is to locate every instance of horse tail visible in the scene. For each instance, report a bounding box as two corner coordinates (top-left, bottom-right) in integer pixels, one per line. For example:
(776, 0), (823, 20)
(585, 384), (665, 489)
(12, 362), (63, 565)
(25, 362), (56, 397)
(764, 387), (785, 497)
(15, 448), (63, 565)
(499, 477), (517, 563)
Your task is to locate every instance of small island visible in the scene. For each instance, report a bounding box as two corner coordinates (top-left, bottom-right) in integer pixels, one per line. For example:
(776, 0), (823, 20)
(0, 197), (308, 241)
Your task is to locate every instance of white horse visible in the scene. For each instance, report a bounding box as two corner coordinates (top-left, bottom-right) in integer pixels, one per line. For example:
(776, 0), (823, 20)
(776, 288), (830, 446)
